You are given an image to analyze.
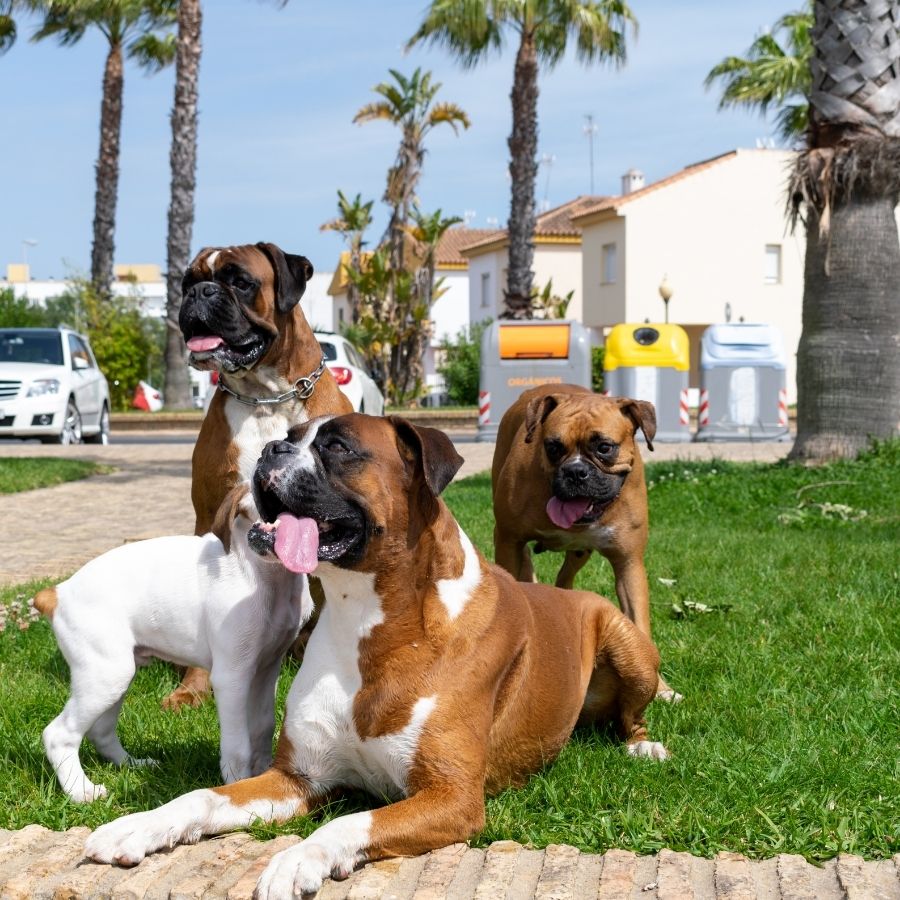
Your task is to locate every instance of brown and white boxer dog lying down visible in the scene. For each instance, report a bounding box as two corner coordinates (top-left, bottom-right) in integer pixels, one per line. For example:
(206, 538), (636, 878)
(85, 414), (667, 897)
(165, 242), (352, 710)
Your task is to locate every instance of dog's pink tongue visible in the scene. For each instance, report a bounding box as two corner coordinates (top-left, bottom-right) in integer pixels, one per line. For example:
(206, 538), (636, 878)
(186, 335), (224, 352)
(274, 514), (319, 573)
(546, 496), (592, 529)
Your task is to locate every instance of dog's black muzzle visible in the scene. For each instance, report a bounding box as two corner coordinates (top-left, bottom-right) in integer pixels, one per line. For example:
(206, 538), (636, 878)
(553, 459), (626, 511)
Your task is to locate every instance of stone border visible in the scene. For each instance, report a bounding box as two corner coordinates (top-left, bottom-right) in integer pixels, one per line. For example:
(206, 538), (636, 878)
(1, 830), (897, 899)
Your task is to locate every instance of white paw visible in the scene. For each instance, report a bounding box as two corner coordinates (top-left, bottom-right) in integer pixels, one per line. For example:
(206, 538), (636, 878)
(255, 810), (371, 897)
(84, 811), (172, 866)
(256, 842), (331, 898)
(656, 690), (684, 703)
(67, 781), (108, 804)
(627, 740), (669, 761)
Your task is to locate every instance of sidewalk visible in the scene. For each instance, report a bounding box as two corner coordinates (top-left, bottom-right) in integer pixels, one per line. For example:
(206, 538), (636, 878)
(1, 828), (898, 899)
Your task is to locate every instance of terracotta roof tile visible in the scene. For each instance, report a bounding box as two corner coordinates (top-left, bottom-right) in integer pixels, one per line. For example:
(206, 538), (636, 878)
(571, 151), (739, 221)
(435, 228), (500, 266)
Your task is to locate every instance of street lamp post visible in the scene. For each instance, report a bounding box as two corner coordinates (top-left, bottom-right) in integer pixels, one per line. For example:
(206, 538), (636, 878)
(658, 275), (673, 324)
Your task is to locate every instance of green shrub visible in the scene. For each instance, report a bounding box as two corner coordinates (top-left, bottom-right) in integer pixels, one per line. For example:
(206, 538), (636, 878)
(437, 319), (489, 406)
(0, 289), (51, 327)
(591, 345), (605, 394)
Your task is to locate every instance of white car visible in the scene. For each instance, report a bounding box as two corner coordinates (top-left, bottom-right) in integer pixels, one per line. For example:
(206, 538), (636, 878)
(0, 327), (111, 444)
(315, 332), (385, 415)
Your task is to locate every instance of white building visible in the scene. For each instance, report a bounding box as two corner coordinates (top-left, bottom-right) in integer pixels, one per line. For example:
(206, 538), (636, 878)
(572, 149), (807, 399)
(460, 196), (602, 325)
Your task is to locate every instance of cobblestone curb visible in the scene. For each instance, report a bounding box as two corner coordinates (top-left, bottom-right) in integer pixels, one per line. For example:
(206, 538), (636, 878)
(0, 830), (897, 899)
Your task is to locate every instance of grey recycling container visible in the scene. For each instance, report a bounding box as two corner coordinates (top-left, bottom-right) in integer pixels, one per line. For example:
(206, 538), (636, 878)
(695, 323), (789, 441)
(603, 323), (690, 443)
(477, 320), (592, 442)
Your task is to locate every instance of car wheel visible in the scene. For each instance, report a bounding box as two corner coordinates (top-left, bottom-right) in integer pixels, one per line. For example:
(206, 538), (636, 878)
(84, 403), (110, 445)
(48, 398), (83, 445)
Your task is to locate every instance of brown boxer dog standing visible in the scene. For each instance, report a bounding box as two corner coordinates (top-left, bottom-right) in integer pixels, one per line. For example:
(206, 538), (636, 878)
(163, 242), (352, 709)
(85, 413), (666, 895)
(492, 383), (678, 700)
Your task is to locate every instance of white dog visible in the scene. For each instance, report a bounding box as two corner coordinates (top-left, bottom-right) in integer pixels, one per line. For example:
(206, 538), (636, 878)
(35, 484), (311, 803)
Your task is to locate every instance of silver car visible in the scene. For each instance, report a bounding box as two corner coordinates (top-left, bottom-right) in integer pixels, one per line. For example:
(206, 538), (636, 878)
(0, 327), (111, 444)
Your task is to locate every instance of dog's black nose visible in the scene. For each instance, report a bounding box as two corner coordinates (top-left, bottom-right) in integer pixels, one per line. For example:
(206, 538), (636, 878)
(562, 460), (592, 483)
(264, 439), (296, 458)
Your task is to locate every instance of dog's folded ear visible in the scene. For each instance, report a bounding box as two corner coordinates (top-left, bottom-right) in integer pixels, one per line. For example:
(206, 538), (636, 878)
(390, 416), (464, 497)
(524, 394), (560, 444)
(617, 398), (656, 452)
(255, 242), (314, 314)
(211, 482), (253, 553)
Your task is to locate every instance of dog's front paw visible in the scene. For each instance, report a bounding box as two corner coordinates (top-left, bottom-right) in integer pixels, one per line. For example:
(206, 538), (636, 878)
(255, 809), (369, 896)
(626, 740), (669, 761)
(85, 812), (172, 866)
(67, 780), (108, 804)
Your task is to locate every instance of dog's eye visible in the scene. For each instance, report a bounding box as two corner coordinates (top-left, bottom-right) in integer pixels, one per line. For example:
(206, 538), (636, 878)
(597, 442), (614, 455)
(233, 277), (251, 291)
(544, 439), (565, 463)
(325, 439), (351, 455)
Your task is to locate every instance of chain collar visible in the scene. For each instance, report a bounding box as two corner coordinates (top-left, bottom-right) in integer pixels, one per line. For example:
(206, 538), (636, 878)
(217, 356), (328, 407)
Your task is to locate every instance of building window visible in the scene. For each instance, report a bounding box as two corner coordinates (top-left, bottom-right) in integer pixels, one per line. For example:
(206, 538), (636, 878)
(338, 306), (345, 324)
(765, 244), (782, 284)
(601, 243), (617, 285)
(480, 272), (491, 308)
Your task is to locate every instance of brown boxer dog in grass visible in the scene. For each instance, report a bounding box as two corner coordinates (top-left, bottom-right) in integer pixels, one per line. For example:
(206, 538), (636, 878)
(492, 383), (679, 700)
(85, 413), (667, 896)
(163, 242), (352, 710)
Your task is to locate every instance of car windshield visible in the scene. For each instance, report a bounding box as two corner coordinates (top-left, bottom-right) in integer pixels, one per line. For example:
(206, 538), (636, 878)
(0, 331), (64, 366)
(318, 341), (337, 362)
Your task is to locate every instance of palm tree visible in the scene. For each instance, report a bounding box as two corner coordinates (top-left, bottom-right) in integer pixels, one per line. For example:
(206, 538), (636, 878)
(409, 0), (636, 319)
(28, 0), (176, 296)
(162, 0), (200, 410)
(320, 190), (375, 325)
(786, 1), (900, 460)
(353, 68), (469, 272)
(705, 4), (813, 142)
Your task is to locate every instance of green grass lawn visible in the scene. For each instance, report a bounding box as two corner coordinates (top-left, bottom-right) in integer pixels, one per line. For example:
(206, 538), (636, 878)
(0, 457), (107, 494)
(0, 442), (897, 859)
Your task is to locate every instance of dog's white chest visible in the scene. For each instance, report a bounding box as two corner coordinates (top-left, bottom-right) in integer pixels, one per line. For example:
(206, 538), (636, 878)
(281, 569), (435, 800)
(225, 399), (308, 483)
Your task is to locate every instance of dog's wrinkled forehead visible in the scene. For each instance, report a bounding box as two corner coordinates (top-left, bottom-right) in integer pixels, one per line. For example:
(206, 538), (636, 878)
(188, 245), (272, 285)
(548, 398), (634, 445)
(284, 415), (336, 471)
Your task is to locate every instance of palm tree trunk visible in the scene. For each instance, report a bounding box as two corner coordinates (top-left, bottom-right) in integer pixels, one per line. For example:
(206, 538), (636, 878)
(163, 0), (202, 410)
(792, 195), (900, 460)
(789, 0), (900, 460)
(90, 41), (123, 297)
(504, 29), (539, 319)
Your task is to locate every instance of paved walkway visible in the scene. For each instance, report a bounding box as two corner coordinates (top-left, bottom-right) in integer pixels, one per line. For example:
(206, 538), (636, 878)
(1, 829), (898, 899)
(9, 432), (893, 899)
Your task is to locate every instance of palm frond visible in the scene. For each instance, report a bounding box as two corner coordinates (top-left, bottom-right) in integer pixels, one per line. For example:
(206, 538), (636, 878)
(0, 13), (16, 53)
(536, 0), (636, 69)
(407, 0), (506, 69)
(426, 101), (471, 133)
(353, 101), (398, 125)
(128, 30), (174, 73)
(704, 2), (812, 140)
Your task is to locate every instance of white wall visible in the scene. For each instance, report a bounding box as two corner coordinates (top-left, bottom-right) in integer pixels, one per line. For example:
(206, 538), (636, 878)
(431, 268), (470, 345)
(532, 243), (583, 319)
(621, 149), (803, 400)
(581, 217), (627, 328)
(300, 272), (335, 332)
(466, 250), (506, 324)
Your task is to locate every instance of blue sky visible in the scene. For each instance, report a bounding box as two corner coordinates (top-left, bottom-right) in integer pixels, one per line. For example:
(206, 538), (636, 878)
(0, 0), (796, 280)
